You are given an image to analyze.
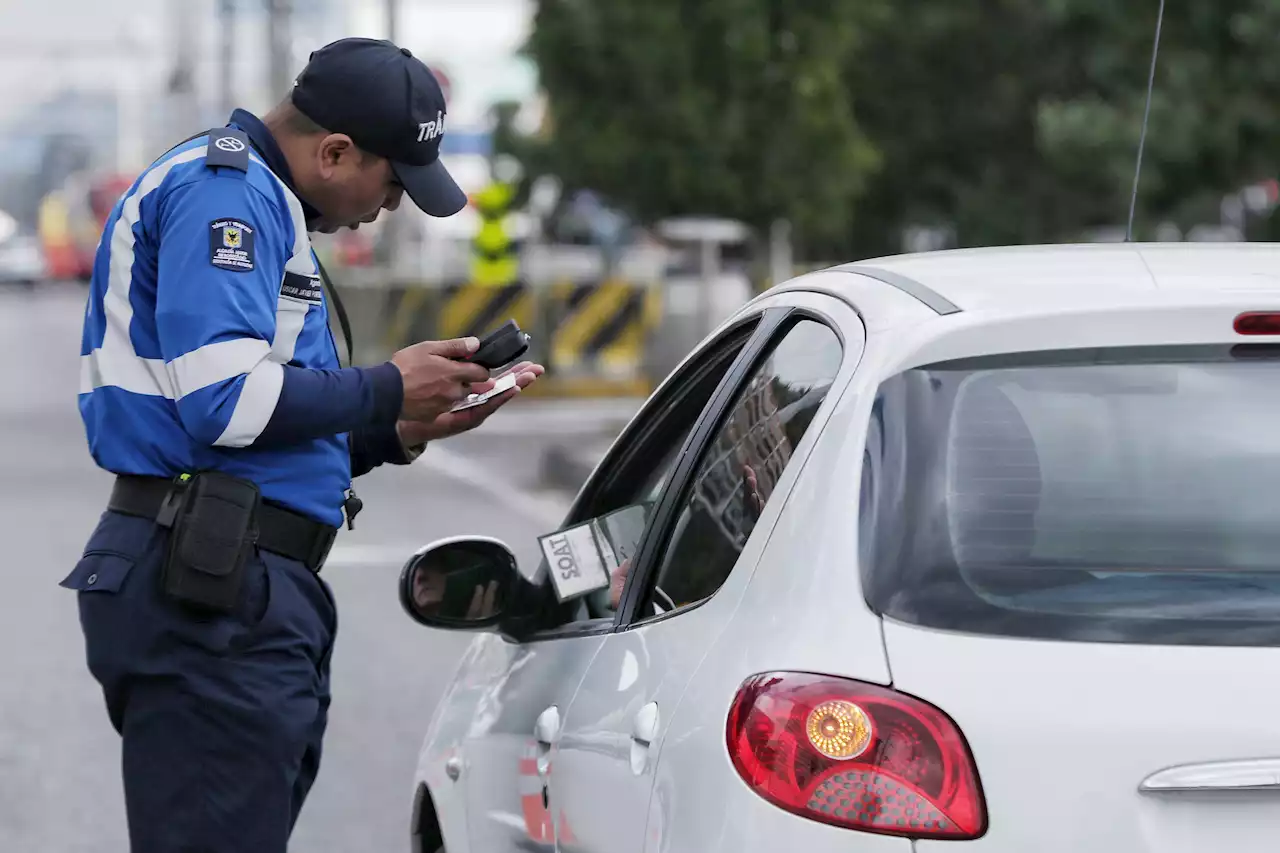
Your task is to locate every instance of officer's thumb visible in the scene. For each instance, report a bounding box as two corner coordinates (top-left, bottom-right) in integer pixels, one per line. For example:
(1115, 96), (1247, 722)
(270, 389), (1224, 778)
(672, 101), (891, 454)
(420, 336), (480, 359)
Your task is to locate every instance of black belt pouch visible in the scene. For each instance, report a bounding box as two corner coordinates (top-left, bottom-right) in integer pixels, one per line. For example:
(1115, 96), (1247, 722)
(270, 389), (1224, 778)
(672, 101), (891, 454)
(160, 472), (260, 614)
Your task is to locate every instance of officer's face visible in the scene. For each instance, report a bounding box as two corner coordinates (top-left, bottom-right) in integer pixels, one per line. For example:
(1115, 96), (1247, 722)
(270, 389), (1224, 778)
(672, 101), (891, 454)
(307, 136), (405, 233)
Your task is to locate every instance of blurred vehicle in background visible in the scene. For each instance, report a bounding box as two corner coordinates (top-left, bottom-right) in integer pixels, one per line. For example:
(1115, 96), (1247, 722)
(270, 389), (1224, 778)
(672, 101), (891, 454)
(0, 209), (47, 287)
(37, 171), (132, 281)
(396, 242), (1280, 853)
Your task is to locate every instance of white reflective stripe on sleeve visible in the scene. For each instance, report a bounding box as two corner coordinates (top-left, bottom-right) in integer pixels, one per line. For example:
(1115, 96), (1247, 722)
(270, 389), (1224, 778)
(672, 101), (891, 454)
(166, 338), (272, 400)
(88, 145), (207, 398)
(272, 296), (309, 363)
(213, 360), (284, 447)
(252, 152), (314, 272)
(253, 151), (318, 366)
(79, 349), (171, 397)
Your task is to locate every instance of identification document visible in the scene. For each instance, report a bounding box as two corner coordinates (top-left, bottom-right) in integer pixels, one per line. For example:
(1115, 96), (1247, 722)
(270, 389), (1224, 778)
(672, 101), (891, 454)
(450, 373), (517, 412)
(536, 502), (654, 602)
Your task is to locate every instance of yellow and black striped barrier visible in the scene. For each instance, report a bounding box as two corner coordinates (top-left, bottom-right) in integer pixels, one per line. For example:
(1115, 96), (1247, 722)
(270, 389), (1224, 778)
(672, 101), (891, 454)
(372, 178), (660, 398)
(538, 278), (660, 397)
(437, 180), (535, 342)
(437, 280), (535, 340)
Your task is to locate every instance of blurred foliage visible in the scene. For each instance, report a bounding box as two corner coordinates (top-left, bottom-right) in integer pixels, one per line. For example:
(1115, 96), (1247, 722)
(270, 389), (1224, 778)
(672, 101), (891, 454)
(509, 0), (1280, 259)
(519, 0), (884, 251)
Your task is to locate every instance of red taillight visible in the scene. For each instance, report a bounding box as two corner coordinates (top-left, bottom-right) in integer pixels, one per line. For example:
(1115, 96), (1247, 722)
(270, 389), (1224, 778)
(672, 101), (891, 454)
(1234, 312), (1280, 335)
(726, 672), (987, 840)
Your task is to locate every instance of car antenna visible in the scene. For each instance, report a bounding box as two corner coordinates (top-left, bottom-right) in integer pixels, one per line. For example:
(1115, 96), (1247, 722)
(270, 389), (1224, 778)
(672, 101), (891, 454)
(1126, 0), (1167, 243)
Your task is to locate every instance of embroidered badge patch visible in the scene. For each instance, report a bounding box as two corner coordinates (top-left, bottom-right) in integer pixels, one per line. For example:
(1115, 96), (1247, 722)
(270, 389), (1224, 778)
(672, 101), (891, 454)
(209, 219), (256, 272)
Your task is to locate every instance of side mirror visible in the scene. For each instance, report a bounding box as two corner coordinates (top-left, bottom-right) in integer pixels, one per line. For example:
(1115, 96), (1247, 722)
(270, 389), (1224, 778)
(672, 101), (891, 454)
(399, 536), (519, 630)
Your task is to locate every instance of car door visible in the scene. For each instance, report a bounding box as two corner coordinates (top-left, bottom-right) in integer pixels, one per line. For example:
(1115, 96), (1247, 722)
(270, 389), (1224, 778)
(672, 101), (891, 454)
(456, 310), (769, 851)
(547, 294), (864, 853)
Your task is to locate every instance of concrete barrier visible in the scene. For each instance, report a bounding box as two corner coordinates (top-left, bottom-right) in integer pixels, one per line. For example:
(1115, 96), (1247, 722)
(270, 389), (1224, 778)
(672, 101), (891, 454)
(321, 253), (792, 397)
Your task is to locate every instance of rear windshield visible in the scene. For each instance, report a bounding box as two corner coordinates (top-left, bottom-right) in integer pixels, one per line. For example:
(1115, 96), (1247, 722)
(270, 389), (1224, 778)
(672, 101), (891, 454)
(859, 345), (1280, 646)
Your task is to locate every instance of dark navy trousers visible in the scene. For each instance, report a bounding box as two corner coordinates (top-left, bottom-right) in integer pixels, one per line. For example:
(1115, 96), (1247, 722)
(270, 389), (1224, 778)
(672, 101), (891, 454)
(62, 510), (337, 853)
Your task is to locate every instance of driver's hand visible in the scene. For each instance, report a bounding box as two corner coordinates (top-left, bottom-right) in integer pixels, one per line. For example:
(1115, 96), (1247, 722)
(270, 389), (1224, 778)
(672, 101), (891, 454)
(743, 463), (764, 516)
(465, 580), (500, 619)
(609, 558), (632, 610)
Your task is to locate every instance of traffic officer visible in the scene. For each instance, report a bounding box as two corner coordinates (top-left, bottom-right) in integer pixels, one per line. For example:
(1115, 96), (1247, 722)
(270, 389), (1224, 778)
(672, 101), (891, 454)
(62, 37), (544, 853)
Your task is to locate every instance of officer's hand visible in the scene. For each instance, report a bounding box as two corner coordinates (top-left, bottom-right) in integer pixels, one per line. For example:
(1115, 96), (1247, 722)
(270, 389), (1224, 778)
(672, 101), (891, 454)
(396, 361), (545, 446)
(391, 337), (493, 423)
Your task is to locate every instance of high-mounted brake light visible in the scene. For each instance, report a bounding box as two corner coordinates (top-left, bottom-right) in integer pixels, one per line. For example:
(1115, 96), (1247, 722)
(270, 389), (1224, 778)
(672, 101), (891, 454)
(1234, 312), (1280, 335)
(726, 672), (987, 840)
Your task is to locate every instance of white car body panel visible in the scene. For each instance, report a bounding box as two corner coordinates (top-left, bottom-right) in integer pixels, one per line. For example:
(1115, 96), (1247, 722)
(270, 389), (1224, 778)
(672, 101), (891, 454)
(411, 243), (1280, 852)
(887, 621), (1280, 853)
(547, 293), (870, 853)
(640, 327), (907, 852)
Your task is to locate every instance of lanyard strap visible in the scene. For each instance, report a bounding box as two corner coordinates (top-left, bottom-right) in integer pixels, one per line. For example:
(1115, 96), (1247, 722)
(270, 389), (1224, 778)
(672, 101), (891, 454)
(315, 258), (355, 367)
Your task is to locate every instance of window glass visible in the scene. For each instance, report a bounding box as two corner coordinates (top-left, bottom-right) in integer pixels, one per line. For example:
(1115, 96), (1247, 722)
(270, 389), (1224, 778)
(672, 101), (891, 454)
(522, 322), (756, 633)
(638, 320), (844, 618)
(861, 345), (1280, 646)
(580, 437), (690, 619)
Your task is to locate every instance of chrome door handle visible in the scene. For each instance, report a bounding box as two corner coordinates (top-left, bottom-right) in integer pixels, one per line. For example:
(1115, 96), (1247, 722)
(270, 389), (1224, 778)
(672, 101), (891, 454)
(1140, 758), (1280, 793)
(534, 706), (561, 778)
(630, 702), (659, 776)
(632, 702), (659, 745)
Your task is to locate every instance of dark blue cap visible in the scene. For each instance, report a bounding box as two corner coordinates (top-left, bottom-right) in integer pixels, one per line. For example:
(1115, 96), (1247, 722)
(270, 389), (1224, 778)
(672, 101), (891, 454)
(291, 37), (466, 218)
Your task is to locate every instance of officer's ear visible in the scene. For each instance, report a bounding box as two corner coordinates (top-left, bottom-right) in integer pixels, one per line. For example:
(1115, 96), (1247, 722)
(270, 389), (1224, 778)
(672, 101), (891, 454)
(316, 134), (362, 176)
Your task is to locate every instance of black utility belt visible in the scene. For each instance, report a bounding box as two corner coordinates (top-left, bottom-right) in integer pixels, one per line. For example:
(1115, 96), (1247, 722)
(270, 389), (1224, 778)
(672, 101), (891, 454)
(109, 474), (337, 577)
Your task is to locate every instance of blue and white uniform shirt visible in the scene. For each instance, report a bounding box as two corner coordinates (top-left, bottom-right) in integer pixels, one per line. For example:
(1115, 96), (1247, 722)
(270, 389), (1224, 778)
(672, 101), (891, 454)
(79, 125), (405, 528)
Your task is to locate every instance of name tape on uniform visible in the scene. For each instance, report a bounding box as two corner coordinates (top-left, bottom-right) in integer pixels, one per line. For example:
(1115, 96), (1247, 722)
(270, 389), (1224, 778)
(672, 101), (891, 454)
(209, 219), (256, 272)
(537, 522), (610, 602)
(281, 271), (323, 304)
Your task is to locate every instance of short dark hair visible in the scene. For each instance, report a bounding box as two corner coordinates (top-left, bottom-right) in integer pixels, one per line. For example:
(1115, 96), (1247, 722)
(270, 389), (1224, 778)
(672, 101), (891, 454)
(271, 96), (379, 164)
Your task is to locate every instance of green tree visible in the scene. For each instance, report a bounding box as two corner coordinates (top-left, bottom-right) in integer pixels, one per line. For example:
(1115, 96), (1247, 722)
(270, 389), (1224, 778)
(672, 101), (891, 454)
(841, 0), (1074, 258)
(844, 0), (1280, 257)
(1035, 0), (1280, 240)
(522, 0), (884, 250)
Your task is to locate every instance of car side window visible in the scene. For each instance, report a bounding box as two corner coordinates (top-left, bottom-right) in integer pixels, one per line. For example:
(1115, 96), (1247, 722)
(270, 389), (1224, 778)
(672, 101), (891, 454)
(518, 320), (760, 635)
(635, 319), (844, 619)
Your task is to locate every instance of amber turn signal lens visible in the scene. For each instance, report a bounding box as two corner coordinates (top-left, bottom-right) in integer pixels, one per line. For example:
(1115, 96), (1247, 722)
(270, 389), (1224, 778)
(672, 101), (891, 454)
(805, 700), (873, 760)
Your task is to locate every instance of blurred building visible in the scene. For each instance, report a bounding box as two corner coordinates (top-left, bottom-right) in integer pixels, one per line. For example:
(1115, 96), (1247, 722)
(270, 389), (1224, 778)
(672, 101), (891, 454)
(0, 0), (542, 269)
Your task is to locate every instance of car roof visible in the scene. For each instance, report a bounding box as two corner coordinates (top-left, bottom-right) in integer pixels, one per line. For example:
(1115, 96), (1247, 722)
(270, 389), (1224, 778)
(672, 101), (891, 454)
(825, 242), (1280, 315)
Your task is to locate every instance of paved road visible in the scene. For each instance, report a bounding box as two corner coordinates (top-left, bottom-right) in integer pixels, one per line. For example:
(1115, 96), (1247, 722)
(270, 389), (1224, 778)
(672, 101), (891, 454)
(0, 282), (610, 852)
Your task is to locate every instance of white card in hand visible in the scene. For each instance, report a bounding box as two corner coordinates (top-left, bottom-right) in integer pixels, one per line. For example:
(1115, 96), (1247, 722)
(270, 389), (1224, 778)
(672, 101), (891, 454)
(450, 372), (517, 412)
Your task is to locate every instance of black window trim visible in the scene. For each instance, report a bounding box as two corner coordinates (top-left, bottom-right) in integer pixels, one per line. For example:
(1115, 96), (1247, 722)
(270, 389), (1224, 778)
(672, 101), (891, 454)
(613, 306), (851, 631)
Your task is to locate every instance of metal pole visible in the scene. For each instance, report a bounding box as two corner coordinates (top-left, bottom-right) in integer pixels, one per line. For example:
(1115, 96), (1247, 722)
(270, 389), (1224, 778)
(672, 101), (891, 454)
(699, 238), (717, 337)
(383, 0), (405, 285)
(267, 0), (293, 98)
(167, 0), (199, 150)
(220, 0), (235, 117)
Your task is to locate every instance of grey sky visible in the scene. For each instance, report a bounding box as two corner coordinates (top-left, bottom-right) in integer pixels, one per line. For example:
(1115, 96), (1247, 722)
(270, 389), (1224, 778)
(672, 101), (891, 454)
(0, 0), (536, 130)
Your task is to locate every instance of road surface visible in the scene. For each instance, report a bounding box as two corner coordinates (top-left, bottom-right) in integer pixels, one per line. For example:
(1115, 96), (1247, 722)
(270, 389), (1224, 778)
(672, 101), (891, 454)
(0, 282), (598, 852)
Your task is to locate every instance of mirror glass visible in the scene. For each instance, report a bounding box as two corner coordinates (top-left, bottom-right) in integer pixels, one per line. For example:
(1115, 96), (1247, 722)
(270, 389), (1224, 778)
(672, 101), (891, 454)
(401, 539), (516, 627)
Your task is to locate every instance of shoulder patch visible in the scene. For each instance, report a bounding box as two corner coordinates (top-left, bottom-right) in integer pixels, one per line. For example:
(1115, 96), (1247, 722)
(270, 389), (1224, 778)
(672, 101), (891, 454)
(281, 271), (323, 304)
(209, 219), (256, 272)
(205, 128), (250, 172)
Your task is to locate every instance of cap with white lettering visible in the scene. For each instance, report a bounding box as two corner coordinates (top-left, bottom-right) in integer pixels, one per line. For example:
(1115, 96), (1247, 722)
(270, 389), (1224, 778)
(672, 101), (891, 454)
(290, 37), (466, 218)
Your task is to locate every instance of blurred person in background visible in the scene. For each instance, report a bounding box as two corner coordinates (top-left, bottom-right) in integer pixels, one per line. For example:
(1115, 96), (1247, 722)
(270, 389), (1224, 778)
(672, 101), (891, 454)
(62, 36), (543, 853)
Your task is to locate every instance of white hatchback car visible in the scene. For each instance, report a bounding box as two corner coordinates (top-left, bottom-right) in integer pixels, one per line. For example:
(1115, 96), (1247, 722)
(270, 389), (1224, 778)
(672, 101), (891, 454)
(399, 242), (1280, 853)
